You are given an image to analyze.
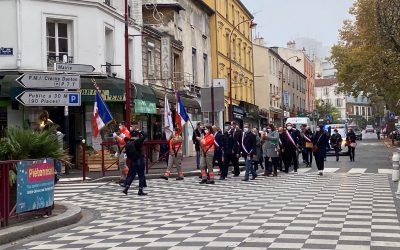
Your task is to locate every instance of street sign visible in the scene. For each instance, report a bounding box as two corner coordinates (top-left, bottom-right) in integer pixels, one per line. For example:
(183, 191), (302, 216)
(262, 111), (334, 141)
(16, 73), (80, 89)
(283, 91), (289, 107)
(55, 63), (95, 73)
(325, 114), (332, 121)
(200, 87), (225, 112)
(389, 112), (396, 119)
(16, 91), (81, 106)
(212, 78), (226, 88)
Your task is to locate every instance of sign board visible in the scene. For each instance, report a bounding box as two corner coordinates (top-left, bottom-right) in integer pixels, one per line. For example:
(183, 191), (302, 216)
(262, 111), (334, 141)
(16, 159), (55, 213)
(389, 112), (396, 119)
(16, 91), (81, 106)
(161, 37), (171, 79)
(283, 91), (289, 107)
(325, 114), (332, 121)
(0, 47), (13, 55)
(55, 63), (95, 73)
(200, 87), (225, 112)
(16, 73), (80, 89)
(212, 78), (226, 88)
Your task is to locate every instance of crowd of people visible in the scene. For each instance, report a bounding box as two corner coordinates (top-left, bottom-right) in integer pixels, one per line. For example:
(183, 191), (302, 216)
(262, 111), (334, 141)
(115, 120), (359, 196)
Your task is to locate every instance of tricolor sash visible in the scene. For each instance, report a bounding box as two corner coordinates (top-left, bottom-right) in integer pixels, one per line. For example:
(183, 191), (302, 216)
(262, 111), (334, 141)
(285, 130), (297, 147)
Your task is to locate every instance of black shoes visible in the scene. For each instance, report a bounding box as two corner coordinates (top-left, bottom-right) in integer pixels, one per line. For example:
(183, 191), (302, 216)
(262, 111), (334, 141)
(219, 176), (226, 180)
(176, 176), (184, 181)
(138, 188), (147, 196)
(161, 175), (168, 180)
(251, 175), (257, 180)
(119, 183), (126, 188)
(199, 179), (207, 184)
(122, 187), (128, 195)
(242, 178), (249, 181)
(206, 180), (215, 184)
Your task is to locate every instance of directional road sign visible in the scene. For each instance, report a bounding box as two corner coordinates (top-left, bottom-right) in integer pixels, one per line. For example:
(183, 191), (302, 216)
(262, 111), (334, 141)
(16, 73), (80, 89)
(55, 63), (95, 73)
(16, 91), (81, 107)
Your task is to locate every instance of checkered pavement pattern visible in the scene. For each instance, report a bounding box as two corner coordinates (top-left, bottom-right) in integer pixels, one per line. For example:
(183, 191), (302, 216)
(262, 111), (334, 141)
(21, 172), (400, 250)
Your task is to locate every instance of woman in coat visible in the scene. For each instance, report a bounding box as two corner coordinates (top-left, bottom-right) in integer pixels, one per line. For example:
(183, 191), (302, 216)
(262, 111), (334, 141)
(313, 125), (329, 176)
(303, 127), (314, 167)
(346, 128), (357, 162)
(262, 124), (280, 176)
(252, 128), (263, 171)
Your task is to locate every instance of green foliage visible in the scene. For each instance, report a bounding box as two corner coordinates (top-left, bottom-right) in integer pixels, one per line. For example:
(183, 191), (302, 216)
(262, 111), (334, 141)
(315, 99), (340, 123)
(330, 0), (400, 112)
(0, 127), (67, 161)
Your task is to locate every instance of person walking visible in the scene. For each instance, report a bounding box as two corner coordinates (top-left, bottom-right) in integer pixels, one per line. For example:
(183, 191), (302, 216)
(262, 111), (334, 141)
(376, 127), (381, 140)
(252, 128), (263, 171)
(330, 129), (343, 162)
(198, 125), (216, 184)
(221, 121), (242, 179)
(122, 127), (148, 196)
(277, 127), (284, 171)
(213, 125), (224, 174)
(161, 127), (184, 180)
(300, 125), (308, 164)
(282, 123), (300, 173)
(303, 127), (313, 167)
(313, 125), (329, 176)
(346, 128), (357, 162)
(192, 122), (204, 169)
(262, 124), (280, 177)
(242, 123), (257, 181)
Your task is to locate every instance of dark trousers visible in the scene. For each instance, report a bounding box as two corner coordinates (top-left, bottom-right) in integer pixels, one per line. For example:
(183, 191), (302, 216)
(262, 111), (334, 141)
(222, 153), (239, 177)
(301, 148), (308, 163)
(265, 157), (279, 175)
(315, 156), (325, 170)
(253, 160), (260, 171)
(283, 148), (298, 172)
(213, 153), (223, 171)
(348, 146), (355, 160)
(305, 148), (313, 165)
(124, 157), (147, 189)
(196, 150), (201, 169)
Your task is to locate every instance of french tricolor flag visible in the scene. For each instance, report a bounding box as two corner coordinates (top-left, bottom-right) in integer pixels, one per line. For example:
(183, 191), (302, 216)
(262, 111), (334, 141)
(175, 92), (189, 133)
(92, 90), (113, 138)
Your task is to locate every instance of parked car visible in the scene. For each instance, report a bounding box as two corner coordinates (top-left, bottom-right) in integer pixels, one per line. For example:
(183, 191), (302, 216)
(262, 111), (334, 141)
(365, 125), (374, 133)
(354, 127), (363, 140)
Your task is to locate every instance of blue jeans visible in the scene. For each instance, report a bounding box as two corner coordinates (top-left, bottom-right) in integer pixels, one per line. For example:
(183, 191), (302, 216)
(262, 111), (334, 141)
(245, 158), (257, 178)
(124, 157), (147, 189)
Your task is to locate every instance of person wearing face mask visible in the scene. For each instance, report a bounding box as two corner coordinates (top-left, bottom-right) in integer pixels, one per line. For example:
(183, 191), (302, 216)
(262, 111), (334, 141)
(192, 123), (203, 170)
(242, 123), (257, 181)
(161, 127), (184, 180)
(346, 128), (357, 161)
(282, 123), (301, 173)
(313, 125), (329, 176)
(212, 126), (224, 174)
(113, 121), (131, 147)
(262, 124), (280, 176)
(277, 127), (284, 171)
(198, 125), (216, 184)
(252, 128), (263, 171)
(330, 129), (343, 162)
(221, 121), (242, 179)
(300, 125), (308, 165)
(303, 126), (314, 167)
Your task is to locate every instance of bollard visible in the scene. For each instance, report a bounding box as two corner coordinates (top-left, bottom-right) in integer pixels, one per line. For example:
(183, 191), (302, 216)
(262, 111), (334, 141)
(82, 139), (86, 181)
(392, 152), (399, 182)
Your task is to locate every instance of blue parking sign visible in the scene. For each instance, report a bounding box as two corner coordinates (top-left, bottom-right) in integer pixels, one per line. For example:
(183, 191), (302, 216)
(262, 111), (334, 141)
(69, 93), (79, 104)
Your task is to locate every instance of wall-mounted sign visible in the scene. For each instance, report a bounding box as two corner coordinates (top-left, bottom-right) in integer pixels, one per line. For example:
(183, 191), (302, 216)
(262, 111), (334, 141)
(55, 63), (95, 73)
(79, 89), (125, 102)
(284, 91), (289, 107)
(0, 47), (13, 56)
(16, 73), (80, 89)
(16, 91), (81, 106)
(161, 37), (171, 79)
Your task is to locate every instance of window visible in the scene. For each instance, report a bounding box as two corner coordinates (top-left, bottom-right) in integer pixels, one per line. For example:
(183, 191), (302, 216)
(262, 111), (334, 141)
(231, 5), (235, 24)
(104, 26), (114, 75)
(46, 20), (72, 68)
(192, 48), (197, 85)
(147, 42), (155, 76)
(104, 0), (111, 6)
(203, 54), (208, 86)
(270, 84), (273, 106)
(226, 32), (230, 56)
(336, 98), (343, 107)
(269, 56), (272, 73)
(200, 14), (206, 34)
(238, 42), (242, 63)
(324, 87), (329, 96)
(225, 0), (229, 19)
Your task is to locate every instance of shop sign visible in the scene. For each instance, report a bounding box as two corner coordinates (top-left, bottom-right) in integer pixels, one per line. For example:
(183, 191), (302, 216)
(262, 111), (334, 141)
(79, 89), (125, 102)
(0, 47), (13, 55)
(16, 159), (55, 213)
(134, 99), (156, 114)
(16, 73), (80, 89)
(161, 37), (171, 79)
(233, 105), (245, 115)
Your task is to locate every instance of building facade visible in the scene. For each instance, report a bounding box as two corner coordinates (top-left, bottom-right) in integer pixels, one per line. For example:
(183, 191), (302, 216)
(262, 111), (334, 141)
(346, 95), (373, 126)
(315, 78), (347, 122)
(203, 0), (256, 127)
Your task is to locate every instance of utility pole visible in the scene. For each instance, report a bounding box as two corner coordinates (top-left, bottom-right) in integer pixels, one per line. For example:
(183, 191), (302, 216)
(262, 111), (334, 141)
(124, 0), (131, 128)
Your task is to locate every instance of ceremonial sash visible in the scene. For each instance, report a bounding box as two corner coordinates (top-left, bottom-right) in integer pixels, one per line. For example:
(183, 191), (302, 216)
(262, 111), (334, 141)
(304, 134), (312, 143)
(285, 130), (297, 147)
(242, 132), (253, 155)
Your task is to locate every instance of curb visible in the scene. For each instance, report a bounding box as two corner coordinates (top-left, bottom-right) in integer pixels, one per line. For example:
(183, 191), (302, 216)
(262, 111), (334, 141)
(0, 202), (82, 245)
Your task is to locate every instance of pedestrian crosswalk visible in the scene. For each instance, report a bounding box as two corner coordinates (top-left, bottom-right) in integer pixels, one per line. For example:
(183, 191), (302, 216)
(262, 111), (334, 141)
(288, 167), (392, 175)
(54, 182), (108, 201)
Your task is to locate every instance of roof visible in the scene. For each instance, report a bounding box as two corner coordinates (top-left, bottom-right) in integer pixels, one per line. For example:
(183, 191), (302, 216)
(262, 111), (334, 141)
(315, 78), (337, 87)
(236, 0), (254, 19)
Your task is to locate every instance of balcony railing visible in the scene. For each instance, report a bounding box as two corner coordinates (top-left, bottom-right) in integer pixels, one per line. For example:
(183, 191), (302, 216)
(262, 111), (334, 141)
(47, 55), (73, 70)
(104, 0), (111, 6)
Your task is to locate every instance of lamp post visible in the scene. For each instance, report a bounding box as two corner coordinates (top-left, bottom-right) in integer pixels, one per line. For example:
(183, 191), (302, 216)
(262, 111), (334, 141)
(228, 19), (257, 121)
(124, 0), (131, 128)
(280, 56), (301, 127)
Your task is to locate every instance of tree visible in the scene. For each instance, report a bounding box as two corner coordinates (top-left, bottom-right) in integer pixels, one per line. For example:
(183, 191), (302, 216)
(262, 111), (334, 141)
(315, 99), (340, 123)
(376, 0), (400, 53)
(330, 0), (400, 112)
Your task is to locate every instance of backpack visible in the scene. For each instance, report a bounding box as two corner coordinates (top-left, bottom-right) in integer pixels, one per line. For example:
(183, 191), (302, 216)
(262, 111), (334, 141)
(125, 140), (137, 160)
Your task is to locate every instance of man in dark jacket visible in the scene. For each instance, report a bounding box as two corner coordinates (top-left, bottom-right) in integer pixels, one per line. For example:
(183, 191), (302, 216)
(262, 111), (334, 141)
(221, 121), (242, 179)
(212, 125), (224, 174)
(242, 123), (257, 181)
(192, 122), (203, 169)
(122, 126), (148, 196)
(282, 122), (300, 173)
(330, 129), (342, 161)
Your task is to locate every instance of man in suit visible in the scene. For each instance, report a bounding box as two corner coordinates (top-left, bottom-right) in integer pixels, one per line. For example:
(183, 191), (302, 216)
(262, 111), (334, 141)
(212, 125), (224, 174)
(221, 121), (242, 179)
(282, 122), (300, 173)
(192, 122), (204, 169)
(241, 123), (257, 181)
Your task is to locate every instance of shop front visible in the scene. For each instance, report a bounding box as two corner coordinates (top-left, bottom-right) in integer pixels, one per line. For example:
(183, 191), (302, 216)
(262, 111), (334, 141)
(232, 105), (245, 128)
(240, 101), (259, 129)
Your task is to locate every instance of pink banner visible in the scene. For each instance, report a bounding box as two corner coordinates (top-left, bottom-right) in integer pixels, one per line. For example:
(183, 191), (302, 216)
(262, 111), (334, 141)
(27, 163), (54, 183)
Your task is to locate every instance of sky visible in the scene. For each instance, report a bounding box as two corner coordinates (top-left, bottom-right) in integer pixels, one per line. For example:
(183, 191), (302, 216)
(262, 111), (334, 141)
(241, 0), (355, 49)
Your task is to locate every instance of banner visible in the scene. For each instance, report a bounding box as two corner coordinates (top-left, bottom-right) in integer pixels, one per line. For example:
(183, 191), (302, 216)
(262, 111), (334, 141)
(16, 159), (55, 213)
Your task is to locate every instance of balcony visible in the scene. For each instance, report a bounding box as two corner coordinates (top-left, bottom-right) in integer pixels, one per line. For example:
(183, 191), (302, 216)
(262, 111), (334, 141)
(47, 55), (73, 70)
(104, 0), (111, 6)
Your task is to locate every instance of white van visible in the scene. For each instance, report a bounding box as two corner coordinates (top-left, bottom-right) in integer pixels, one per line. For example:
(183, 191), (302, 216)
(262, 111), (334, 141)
(285, 117), (312, 130)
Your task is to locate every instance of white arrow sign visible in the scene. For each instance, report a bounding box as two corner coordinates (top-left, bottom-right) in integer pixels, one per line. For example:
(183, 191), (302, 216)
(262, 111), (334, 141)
(16, 91), (81, 107)
(55, 63), (95, 73)
(16, 73), (80, 89)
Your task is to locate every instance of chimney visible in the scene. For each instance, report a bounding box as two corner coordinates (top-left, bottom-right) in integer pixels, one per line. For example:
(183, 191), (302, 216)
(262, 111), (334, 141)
(287, 40), (296, 49)
(253, 37), (265, 46)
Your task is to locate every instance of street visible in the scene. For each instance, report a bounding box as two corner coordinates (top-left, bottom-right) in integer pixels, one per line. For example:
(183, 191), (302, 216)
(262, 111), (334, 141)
(6, 136), (400, 250)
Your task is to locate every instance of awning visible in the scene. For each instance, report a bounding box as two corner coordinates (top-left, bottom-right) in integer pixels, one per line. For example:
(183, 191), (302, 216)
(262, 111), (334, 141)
(152, 88), (201, 114)
(132, 83), (157, 114)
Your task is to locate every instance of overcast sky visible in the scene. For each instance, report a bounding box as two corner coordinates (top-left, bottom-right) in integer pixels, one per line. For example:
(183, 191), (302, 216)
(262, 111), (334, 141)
(241, 0), (355, 48)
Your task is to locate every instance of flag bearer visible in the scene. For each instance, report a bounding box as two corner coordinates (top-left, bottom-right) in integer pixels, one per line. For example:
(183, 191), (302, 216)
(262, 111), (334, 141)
(161, 127), (184, 180)
(198, 125), (216, 184)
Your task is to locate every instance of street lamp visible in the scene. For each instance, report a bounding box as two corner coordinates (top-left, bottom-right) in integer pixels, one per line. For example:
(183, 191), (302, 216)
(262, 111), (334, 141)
(280, 56), (301, 127)
(228, 19), (257, 121)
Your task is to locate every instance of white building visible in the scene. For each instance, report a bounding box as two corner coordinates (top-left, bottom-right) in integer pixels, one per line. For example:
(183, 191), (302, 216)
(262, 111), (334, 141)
(315, 78), (347, 121)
